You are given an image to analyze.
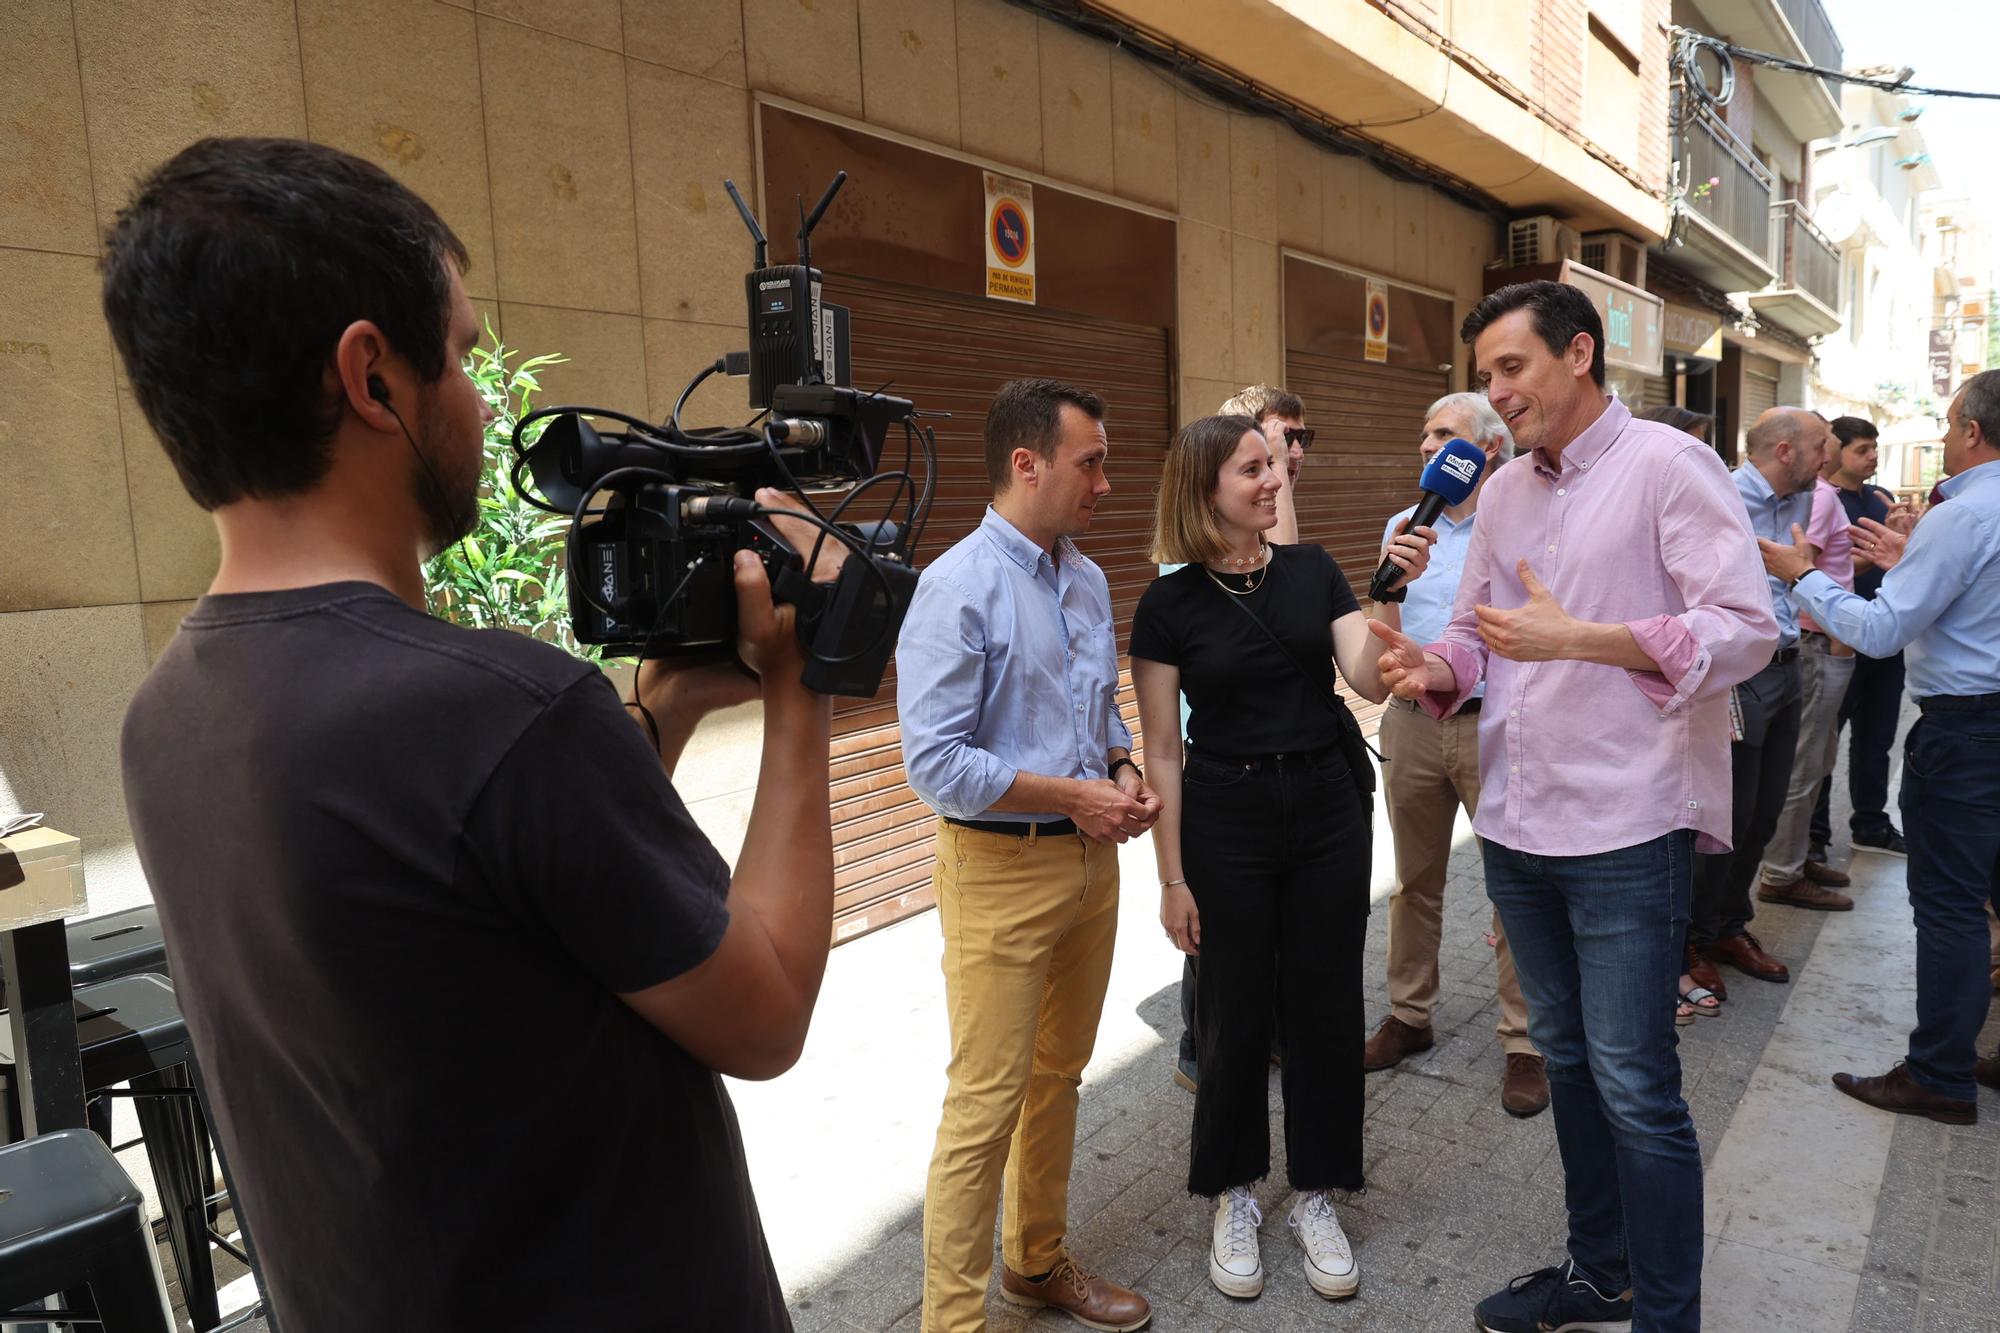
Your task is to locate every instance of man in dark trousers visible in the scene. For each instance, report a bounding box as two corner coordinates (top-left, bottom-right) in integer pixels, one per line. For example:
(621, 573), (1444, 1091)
(109, 138), (843, 1332)
(1685, 407), (1826, 994)
(1809, 416), (1914, 868)
(1761, 370), (2000, 1122)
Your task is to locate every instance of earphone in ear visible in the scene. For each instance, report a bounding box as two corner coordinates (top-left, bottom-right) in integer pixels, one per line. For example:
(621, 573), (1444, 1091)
(367, 375), (391, 405)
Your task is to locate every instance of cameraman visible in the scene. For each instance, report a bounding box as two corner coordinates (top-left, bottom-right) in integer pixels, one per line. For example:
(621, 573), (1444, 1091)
(108, 138), (839, 1331)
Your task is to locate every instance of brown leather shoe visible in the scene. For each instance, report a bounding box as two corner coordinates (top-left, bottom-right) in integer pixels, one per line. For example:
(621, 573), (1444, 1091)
(1832, 1063), (1976, 1125)
(1363, 1016), (1434, 1072)
(1803, 859), (1852, 887)
(1501, 1052), (1549, 1118)
(1977, 1055), (2000, 1092)
(1708, 932), (1789, 983)
(1757, 878), (1854, 911)
(1686, 942), (1727, 1001)
(1001, 1254), (1151, 1331)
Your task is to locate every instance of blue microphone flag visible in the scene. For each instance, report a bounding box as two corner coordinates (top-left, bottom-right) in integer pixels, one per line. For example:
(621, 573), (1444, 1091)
(1420, 437), (1486, 506)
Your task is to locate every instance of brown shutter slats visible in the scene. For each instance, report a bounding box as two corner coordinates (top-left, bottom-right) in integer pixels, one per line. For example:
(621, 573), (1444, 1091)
(822, 276), (1173, 943)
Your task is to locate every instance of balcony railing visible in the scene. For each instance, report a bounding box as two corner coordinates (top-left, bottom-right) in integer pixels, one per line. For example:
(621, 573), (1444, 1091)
(1770, 199), (1840, 312)
(1775, 0), (1843, 103)
(1685, 107), (1777, 266)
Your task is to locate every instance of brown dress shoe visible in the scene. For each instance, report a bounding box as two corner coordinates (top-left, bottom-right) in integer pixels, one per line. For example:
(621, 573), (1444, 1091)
(1363, 1016), (1434, 1072)
(1001, 1254), (1151, 1331)
(1685, 943), (1727, 1001)
(1832, 1063), (1976, 1125)
(1803, 859), (1852, 887)
(1757, 878), (1854, 911)
(1975, 1054), (2000, 1092)
(1708, 932), (1789, 983)
(1501, 1052), (1550, 1118)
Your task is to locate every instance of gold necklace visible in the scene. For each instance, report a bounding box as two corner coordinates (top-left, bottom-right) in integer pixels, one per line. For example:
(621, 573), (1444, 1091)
(1203, 551), (1269, 595)
(1218, 539), (1268, 569)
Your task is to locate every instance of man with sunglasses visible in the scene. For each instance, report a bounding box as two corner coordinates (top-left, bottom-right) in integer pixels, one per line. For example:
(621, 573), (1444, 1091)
(1168, 384), (1313, 1092)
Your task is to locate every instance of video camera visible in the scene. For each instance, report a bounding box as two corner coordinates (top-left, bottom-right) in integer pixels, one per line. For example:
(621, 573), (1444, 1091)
(510, 171), (935, 698)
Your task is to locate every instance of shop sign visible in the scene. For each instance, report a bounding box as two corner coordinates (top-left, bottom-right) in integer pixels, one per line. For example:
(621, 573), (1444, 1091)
(1558, 260), (1663, 376)
(1661, 302), (1723, 361)
(1929, 327), (1954, 398)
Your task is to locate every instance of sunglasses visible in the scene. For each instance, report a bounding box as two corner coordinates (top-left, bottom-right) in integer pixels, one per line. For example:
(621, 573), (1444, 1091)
(1283, 427), (1316, 449)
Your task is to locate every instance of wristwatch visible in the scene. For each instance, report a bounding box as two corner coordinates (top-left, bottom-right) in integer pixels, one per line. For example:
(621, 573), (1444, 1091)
(1375, 586), (1407, 604)
(1108, 755), (1142, 781)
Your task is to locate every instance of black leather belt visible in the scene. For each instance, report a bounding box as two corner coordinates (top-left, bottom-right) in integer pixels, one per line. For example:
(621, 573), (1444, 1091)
(945, 816), (1078, 837)
(1394, 695), (1480, 713)
(1919, 692), (2000, 715)
(1771, 646), (1800, 665)
(1459, 696), (1483, 715)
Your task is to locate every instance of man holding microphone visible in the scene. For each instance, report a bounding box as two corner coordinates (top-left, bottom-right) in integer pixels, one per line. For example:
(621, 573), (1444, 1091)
(1759, 370), (2000, 1123)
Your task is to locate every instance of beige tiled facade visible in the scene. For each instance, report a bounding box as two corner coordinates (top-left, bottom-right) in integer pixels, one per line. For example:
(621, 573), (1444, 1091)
(0, 0), (1501, 911)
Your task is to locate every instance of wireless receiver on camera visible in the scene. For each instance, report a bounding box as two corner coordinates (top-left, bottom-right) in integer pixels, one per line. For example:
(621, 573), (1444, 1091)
(1369, 437), (1486, 601)
(725, 172), (846, 410)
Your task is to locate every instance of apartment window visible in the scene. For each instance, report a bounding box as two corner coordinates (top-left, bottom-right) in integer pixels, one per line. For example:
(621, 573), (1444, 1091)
(1583, 13), (1642, 170)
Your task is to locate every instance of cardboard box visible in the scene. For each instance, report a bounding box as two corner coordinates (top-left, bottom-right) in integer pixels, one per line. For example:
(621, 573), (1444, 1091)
(0, 826), (86, 932)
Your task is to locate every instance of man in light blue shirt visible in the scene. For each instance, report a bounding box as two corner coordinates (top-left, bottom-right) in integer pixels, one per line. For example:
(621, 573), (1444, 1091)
(1689, 407), (1824, 991)
(1362, 392), (1548, 1117)
(895, 377), (1160, 1332)
(1762, 370), (2000, 1121)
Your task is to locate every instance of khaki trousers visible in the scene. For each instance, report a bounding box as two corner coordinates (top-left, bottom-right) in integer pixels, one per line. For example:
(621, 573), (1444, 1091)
(921, 820), (1120, 1333)
(1378, 697), (1533, 1054)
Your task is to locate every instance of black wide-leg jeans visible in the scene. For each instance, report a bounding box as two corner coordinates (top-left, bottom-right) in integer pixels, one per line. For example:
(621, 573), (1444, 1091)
(1182, 744), (1371, 1196)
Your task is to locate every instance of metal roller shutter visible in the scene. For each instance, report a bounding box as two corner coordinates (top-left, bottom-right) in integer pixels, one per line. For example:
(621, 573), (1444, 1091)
(1640, 373), (1674, 410)
(1742, 353), (1779, 423)
(822, 276), (1173, 943)
(1283, 351), (1451, 738)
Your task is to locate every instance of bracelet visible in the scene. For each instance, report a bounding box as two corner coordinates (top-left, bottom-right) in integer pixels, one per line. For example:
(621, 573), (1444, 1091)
(1108, 755), (1142, 781)
(1161, 877), (1187, 889)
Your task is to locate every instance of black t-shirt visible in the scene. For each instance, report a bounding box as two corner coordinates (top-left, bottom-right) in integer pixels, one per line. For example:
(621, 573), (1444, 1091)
(1129, 544), (1362, 754)
(1835, 481), (1894, 599)
(120, 583), (789, 1333)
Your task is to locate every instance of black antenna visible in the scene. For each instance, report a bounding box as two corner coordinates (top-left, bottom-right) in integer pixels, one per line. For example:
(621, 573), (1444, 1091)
(796, 170), (847, 268)
(722, 178), (766, 268)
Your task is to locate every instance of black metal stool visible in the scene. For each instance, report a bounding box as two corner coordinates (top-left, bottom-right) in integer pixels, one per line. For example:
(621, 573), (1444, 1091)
(0, 1127), (173, 1331)
(0, 978), (226, 1331)
(66, 909), (169, 989)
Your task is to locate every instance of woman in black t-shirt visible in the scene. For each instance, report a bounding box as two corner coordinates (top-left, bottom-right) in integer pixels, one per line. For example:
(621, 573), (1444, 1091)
(1129, 414), (1432, 1305)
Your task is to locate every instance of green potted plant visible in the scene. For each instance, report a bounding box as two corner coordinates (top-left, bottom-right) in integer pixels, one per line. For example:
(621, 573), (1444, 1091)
(424, 327), (593, 658)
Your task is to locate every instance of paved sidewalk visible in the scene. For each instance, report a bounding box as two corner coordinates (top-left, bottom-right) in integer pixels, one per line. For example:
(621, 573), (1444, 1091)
(140, 699), (1994, 1331)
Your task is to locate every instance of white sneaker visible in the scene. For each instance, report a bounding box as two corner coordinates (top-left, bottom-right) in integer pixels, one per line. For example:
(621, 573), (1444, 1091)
(1287, 1191), (1358, 1299)
(1208, 1186), (1264, 1298)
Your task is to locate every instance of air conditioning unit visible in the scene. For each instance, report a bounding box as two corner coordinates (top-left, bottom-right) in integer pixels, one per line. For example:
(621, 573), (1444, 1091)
(1581, 231), (1650, 288)
(1507, 215), (1582, 267)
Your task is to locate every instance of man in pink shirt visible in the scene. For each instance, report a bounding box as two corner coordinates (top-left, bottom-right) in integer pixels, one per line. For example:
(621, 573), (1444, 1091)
(1756, 424), (1858, 910)
(1369, 281), (1777, 1333)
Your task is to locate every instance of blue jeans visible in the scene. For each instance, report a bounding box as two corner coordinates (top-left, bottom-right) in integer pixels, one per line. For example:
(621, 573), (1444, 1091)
(1899, 706), (2000, 1100)
(1484, 831), (1702, 1333)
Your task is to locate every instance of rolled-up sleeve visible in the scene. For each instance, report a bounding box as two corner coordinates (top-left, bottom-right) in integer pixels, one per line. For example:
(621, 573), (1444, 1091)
(1792, 505), (1980, 659)
(1627, 447), (1779, 713)
(894, 574), (1016, 819)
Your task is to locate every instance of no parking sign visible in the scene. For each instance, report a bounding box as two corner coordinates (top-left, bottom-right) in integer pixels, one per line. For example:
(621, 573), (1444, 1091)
(984, 171), (1036, 305)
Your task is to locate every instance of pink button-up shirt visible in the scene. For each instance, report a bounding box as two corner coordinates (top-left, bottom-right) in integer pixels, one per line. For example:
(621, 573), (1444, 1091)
(1797, 478), (1856, 635)
(1420, 397), (1779, 855)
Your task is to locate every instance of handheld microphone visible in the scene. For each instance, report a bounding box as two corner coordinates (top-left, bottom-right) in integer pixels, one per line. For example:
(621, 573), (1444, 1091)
(1369, 437), (1487, 601)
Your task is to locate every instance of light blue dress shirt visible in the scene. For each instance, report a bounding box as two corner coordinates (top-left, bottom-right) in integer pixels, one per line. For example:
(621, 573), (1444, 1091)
(896, 507), (1133, 822)
(1790, 458), (2000, 699)
(1381, 503), (1482, 700)
(1733, 464), (1816, 649)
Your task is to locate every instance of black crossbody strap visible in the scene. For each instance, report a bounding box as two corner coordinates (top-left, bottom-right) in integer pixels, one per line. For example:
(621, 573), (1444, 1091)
(1206, 568), (1385, 770)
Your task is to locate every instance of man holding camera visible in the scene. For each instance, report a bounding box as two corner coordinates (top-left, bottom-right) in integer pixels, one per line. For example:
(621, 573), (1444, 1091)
(897, 378), (1160, 1332)
(110, 138), (842, 1331)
